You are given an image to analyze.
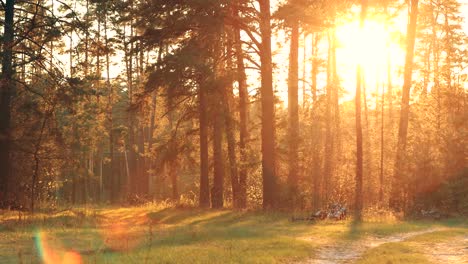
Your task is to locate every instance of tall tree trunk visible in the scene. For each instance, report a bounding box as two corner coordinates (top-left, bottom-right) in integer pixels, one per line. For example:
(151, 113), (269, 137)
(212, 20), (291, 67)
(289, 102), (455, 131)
(379, 77), (385, 205)
(234, 22), (249, 209)
(224, 88), (239, 208)
(224, 23), (240, 208)
(302, 33), (307, 108)
(288, 19), (299, 207)
(332, 28), (341, 183)
(199, 82), (210, 208)
(31, 110), (50, 214)
(0, 0), (15, 206)
(125, 21), (138, 196)
(259, 0), (277, 210)
(355, 0), (367, 221)
(104, 6), (116, 204)
(390, 0), (419, 212)
(310, 32), (321, 210)
(323, 29), (334, 205)
(211, 86), (225, 209)
(148, 45), (162, 196)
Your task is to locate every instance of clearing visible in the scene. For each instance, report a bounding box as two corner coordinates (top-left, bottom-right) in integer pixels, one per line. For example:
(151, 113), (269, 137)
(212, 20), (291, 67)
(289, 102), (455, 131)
(0, 206), (466, 263)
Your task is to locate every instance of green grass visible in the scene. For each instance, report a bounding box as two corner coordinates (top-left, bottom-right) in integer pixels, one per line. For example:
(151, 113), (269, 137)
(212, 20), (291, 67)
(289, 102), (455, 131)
(355, 218), (468, 264)
(356, 242), (430, 264)
(0, 207), (466, 263)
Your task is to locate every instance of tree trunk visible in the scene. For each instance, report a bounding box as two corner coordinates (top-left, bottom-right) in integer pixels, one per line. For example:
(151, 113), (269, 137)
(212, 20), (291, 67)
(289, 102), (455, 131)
(211, 86), (225, 209)
(234, 5), (249, 209)
(323, 29), (334, 205)
(332, 28), (341, 183)
(287, 19), (299, 207)
(390, 0), (419, 212)
(104, 7), (116, 204)
(224, 23), (240, 208)
(0, 0), (15, 206)
(224, 88), (240, 208)
(199, 83), (210, 208)
(259, 0), (277, 210)
(148, 45), (163, 196)
(310, 32), (321, 210)
(355, 0), (367, 221)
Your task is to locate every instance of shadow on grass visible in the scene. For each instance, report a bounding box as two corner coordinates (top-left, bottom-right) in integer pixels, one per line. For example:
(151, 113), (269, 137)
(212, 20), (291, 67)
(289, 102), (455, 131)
(126, 208), (316, 251)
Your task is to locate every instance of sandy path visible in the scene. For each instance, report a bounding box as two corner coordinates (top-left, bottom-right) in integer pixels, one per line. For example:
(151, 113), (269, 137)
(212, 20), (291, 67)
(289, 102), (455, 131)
(301, 228), (444, 264)
(417, 234), (468, 264)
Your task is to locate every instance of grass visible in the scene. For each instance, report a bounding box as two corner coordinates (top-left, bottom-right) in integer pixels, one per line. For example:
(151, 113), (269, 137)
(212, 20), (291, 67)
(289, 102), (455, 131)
(355, 217), (468, 264)
(0, 206), (466, 263)
(356, 242), (430, 264)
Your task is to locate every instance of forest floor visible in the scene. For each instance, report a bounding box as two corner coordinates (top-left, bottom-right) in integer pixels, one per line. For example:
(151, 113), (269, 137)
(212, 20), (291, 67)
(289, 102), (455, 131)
(0, 205), (466, 263)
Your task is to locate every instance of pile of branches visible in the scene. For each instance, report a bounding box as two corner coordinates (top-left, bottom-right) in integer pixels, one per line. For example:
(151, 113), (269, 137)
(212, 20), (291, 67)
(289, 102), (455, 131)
(419, 208), (449, 220)
(126, 193), (152, 206)
(291, 203), (347, 222)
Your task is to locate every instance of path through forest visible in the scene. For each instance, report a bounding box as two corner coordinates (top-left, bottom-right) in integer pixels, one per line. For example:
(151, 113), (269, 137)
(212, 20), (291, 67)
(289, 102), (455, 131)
(416, 234), (468, 264)
(301, 228), (449, 263)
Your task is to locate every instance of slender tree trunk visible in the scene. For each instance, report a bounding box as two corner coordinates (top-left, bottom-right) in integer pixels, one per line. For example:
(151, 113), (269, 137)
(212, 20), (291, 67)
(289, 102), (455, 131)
(302, 33), (307, 109)
(288, 19), (299, 207)
(310, 32), (321, 210)
(31, 111), (50, 214)
(104, 7), (116, 203)
(148, 45), (162, 196)
(170, 159), (178, 201)
(233, 20), (249, 209)
(259, 0), (278, 209)
(211, 86), (225, 209)
(84, 0), (89, 76)
(390, 0), (419, 212)
(199, 82), (210, 208)
(355, 0), (367, 221)
(332, 28), (341, 181)
(0, 0), (15, 206)
(379, 77), (385, 205)
(224, 23), (240, 208)
(362, 71), (372, 204)
(324, 30), (334, 205)
(224, 89), (239, 208)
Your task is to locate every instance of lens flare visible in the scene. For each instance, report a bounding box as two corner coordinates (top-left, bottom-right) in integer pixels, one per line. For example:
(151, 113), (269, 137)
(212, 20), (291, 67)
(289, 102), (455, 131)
(35, 231), (82, 264)
(98, 211), (149, 251)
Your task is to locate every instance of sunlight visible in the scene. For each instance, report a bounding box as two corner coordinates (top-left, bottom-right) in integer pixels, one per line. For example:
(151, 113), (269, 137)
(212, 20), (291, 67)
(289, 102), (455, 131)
(335, 17), (405, 97)
(337, 20), (389, 67)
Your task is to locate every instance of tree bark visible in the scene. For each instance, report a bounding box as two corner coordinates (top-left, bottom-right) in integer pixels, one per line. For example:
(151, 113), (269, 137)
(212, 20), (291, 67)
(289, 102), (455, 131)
(324, 29), (334, 205)
(310, 32), (321, 210)
(259, 0), (278, 210)
(390, 0), (419, 212)
(355, 0), (367, 221)
(224, 23), (240, 208)
(287, 19), (299, 206)
(211, 85), (225, 209)
(0, 0), (15, 206)
(199, 82), (210, 207)
(104, 6), (116, 203)
(234, 15), (249, 209)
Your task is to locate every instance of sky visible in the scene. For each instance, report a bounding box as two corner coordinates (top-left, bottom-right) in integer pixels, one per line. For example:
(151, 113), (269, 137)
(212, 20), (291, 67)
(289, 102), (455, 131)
(53, 0), (468, 102)
(270, 0), (468, 106)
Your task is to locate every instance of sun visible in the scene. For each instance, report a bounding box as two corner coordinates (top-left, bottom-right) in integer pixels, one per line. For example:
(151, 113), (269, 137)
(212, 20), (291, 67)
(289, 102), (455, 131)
(335, 18), (405, 97)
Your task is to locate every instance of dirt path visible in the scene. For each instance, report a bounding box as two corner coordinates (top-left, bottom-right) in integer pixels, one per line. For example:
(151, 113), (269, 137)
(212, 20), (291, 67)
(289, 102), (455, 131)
(302, 228), (444, 264)
(417, 235), (468, 264)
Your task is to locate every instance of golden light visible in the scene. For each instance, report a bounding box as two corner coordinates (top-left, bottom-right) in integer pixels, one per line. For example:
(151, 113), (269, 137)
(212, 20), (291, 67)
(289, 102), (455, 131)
(335, 17), (405, 97)
(336, 20), (389, 67)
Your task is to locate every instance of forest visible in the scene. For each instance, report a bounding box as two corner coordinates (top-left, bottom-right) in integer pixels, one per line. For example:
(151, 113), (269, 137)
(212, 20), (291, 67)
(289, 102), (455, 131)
(1, 0), (465, 215)
(0, 0), (467, 262)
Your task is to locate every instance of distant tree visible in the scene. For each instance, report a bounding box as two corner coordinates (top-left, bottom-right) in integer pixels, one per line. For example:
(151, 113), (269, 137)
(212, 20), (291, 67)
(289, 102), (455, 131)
(355, 0), (367, 221)
(391, 0), (419, 212)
